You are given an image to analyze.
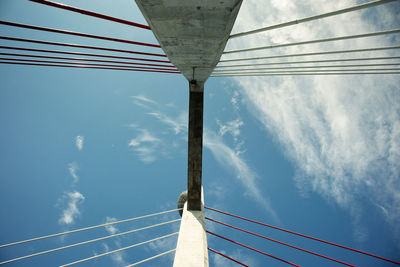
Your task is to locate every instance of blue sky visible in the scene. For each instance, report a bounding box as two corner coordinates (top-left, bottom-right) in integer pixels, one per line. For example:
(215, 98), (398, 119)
(0, 0), (399, 266)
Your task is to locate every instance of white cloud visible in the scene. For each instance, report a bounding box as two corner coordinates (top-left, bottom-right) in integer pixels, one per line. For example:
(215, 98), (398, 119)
(126, 102), (188, 162)
(207, 184), (228, 200)
(211, 249), (232, 267)
(149, 235), (178, 254)
(58, 191), (85, 225)
(100, 217), (128, 266)
(204, 129), (279, 222)
(128, 129), (161, 163)
(131, 95), (157, 104)
(148, 233), (178, 264)
(131, 95), (158, 109)
(104, 217), (119, 235)
(148, 111), (187, 135)
(126, 100), (189, 163)
(128, 129), (160, 147)
(126, 111), (187, 163)
(130, 91), (277, 221)
(227, 0), (400, 240)
(110, 252), (127, 266)
(76, 135), (84, 151)
(231, 90), (240, 111)
(217, 119), (243, 138)
(125, 123), (137, 128)
(102, 242), (110, 251)
(216, 118), (245, 155)
(101, 242), (128, 266)
(134, 146), (158, 163)
(68, 162), (79, 183)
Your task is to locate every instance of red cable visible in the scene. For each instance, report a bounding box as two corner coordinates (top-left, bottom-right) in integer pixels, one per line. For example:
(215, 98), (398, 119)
(29, 0), (151, 30)
(206, 217), (355, 267)
(0, 61), (179, 74)
(0, 57), (179, 72)
(0, 21), (160, 48)
(0, 52), (177, 69)
(0, 45), (169, 65)
(0, 36), (167, 58)
(205, 206), (400, 265)
(208, 248), (249, 267)
(207, 230), (301, 267)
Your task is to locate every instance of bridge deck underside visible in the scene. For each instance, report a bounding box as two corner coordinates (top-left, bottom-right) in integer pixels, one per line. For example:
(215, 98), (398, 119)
(135, 0), (242, 82)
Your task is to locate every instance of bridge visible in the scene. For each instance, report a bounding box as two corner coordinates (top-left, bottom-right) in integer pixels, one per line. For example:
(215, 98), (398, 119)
(0, 0), (399, 266)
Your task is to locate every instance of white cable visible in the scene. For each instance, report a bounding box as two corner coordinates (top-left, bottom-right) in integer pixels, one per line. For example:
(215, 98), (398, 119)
(213, 68), (400, 75)
(125, 249), (176, 267)
(219, 46), (400, 63)
(0, 208), (182, 248)
(213, 63), (400, 72)
(211, 72), (400, 77)
(60, 232), (179, 267)
(230, 0), (397, 38)
(216, 56), (400, 68)
(224, 28), (400, 54)
(0, 219), (180, 265)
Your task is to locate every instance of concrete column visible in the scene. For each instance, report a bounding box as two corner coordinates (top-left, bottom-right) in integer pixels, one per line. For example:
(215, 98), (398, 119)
(187, 80), (204, 211)
(173, 188), (208, 267)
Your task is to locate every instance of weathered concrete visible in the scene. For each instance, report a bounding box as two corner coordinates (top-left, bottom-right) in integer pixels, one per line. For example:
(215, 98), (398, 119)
(187, 81), (204, 210)
(135, 0), (242, 82)
(173, 188), (208, 267)
(177, 190), (187, 216)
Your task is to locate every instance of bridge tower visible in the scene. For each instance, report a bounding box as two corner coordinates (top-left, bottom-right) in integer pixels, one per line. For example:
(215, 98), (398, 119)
(135, 1), (243, 266)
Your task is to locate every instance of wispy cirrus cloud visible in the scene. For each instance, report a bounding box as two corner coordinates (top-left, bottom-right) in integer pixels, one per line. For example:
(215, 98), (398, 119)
(204, 129), (279, 222)
(148, 235), (178, 261)
(216, 118), (245, 155)
(129, 91), (277, 220)
(127, 95), (188, 163)
(104, 217), (119, 235)
(131, 95), (158, 109)
(76, 135), (84, 151)
(128, 129), (161, 163)
(148, 111), (187, 135)
(227, 0), (400, 240)
(101, 217), (128, 266)
(101, 242), (128, 267)
(125, 123), (137, 128)
(147, 210), (179, 264)
(58, 191), (85, 225)
(68, 162), (79, 183)
(131, 95), (157, 104)
(128, 129), (160, 147)
(57, 144), (85, 229)
(217, 119), (243, 138)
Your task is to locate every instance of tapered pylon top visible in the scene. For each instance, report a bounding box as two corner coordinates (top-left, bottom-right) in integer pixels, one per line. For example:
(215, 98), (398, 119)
(135, 0), (242, 82)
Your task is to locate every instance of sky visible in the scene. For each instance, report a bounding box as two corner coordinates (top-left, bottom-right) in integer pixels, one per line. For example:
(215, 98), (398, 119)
(0, 0), (399, 266)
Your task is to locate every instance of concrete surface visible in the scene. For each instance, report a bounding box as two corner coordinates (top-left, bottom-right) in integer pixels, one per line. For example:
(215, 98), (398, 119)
(135, 0), (242, 82)
(173, 188), (208, 267)
(187, 81), (204, 210)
